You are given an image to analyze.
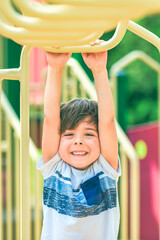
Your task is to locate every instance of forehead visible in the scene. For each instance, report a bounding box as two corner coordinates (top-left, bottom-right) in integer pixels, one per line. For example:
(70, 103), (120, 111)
(76, 117), (97, 129)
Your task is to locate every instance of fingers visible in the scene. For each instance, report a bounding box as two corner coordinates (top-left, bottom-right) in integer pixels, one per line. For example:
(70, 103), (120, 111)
(46, 52), (71, 58)
(90, 39), (104, 46)
(81, 52), (89, 57)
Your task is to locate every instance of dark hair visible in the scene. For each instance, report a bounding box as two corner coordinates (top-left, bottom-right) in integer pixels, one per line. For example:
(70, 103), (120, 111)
(60, 98), (98, 134)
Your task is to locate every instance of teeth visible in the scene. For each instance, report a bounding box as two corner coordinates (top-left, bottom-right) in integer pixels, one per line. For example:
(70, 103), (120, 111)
(72, 152), (87, 155)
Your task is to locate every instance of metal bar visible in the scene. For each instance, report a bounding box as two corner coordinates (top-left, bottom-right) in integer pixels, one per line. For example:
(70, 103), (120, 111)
(110, 50), (160, 76)
(12, 0), (150, 21)
(0, 13), (128, 52)
(130, 160), (140, 240)
(15, 134), (20, 240)
(158, 71), (160, 240)
(1, 0), (120, 30)
(46, 0), (160, 8)
(0, 78), (3, 240)
(17, 31), (104, 48)
(0, 141), (8, 151)
(0, 68), (20, 80)
(6, 118), (12, 240)
(34, 165), (42, 240)
(19, 46), (31, 240)
(42, 21), (128, 53)
(128, 21), (160, 52)
(120, 146), (128, 240)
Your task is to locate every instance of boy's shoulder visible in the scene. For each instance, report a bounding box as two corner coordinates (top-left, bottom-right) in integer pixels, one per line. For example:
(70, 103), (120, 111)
(37, 153), (121, 182)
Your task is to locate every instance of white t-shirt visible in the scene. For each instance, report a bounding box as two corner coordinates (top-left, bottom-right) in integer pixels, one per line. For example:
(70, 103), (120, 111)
(37, 153), (121, 240)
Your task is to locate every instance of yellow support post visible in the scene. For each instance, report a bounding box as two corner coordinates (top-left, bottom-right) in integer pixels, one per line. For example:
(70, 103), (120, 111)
(130, 160), (140, 240)
(34, 168), (42, 240)
(19, 46), (31, 240)
(158, 71), (160, 240)
(120, 146), (128, 240)
(6, 118), (12, 240)
(15, 135), (20, 240)
(0, 78), (3, 240)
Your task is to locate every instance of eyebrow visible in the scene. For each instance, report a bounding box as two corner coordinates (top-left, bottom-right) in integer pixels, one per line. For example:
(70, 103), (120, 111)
(85, 127), (97, 132)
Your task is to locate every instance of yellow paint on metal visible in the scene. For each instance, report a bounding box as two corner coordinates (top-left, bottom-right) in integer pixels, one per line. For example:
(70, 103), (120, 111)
(34, 168), (43, 240)
(130, 159), (140, 240)
(120, 146), (128, 240)
(128, 21), (160, 52)
(12, 0), (150, 20)
(158, 72), (160, 240)
(0, 0), (159, 52)
(19, 46), (31, 240)
(0, 79), (3, 240)
(15, 135), (20, 240)
(46, 0), (160, 8)
(6, 119), (12, 240)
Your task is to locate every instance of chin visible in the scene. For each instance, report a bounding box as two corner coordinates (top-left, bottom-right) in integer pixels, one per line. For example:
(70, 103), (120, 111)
(72, 162), (92, 170)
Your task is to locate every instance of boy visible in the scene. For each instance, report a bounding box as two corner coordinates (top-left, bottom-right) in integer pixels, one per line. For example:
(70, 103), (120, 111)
(37, 41), (121, 240)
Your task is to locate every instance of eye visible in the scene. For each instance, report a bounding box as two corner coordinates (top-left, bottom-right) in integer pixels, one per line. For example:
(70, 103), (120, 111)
(85, 133), (94, 136)
(64, 133), (73, 137)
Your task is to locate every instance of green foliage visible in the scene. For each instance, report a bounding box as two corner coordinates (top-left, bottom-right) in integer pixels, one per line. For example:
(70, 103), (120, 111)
(103, 14), (160, 127)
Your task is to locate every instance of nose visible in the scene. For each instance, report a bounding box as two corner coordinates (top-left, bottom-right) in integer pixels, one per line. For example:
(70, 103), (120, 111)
(74, 136), (83, 145)
(74, 141), (83, 145)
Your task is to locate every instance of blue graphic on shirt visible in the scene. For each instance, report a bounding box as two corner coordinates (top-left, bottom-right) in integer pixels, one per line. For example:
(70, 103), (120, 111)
(81, 175), (103, 205)
(43, 172), (117, 218)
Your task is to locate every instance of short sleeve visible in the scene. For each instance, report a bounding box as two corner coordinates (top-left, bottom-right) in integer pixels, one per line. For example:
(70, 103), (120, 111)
(36, 152), (62, 179)
(97, 154), (121, 182)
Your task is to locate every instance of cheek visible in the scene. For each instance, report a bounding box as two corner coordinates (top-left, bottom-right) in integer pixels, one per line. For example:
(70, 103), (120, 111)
(59, 139), (70, 154)
(59, 139), (65, 151)
(88, 138), (100, 151)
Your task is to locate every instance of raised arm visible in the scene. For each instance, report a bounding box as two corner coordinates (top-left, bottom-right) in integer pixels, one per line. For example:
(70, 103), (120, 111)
(82, 47), (118, 171)
(42, 52), (71, 164)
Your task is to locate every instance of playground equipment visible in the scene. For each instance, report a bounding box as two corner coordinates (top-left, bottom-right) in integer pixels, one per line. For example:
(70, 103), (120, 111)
(110, 50), (160, 240)
(0, 0), (160, 52)
(0, 50), (138, 240)
(0, 1), (160, 240)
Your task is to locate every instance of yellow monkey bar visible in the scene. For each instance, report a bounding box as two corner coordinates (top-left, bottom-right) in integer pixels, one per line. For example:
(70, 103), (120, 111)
(0, 0), (160, 52)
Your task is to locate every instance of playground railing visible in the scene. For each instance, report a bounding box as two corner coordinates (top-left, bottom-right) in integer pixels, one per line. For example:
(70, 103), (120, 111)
(0, 90), (42, 240)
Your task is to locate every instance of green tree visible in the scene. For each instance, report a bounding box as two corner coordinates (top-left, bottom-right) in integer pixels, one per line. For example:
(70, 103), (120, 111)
(104, 14), (160, 126)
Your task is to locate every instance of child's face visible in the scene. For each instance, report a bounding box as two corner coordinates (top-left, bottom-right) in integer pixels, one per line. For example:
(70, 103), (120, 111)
(59, 117), (100, 170)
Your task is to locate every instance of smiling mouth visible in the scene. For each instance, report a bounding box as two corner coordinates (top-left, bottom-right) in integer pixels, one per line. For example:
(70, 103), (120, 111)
(71, 152), (88, 156)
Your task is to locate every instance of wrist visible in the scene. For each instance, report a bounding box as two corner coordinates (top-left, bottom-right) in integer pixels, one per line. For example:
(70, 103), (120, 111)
(48, 64), (64, 72)
(92, 68), (107, 76)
